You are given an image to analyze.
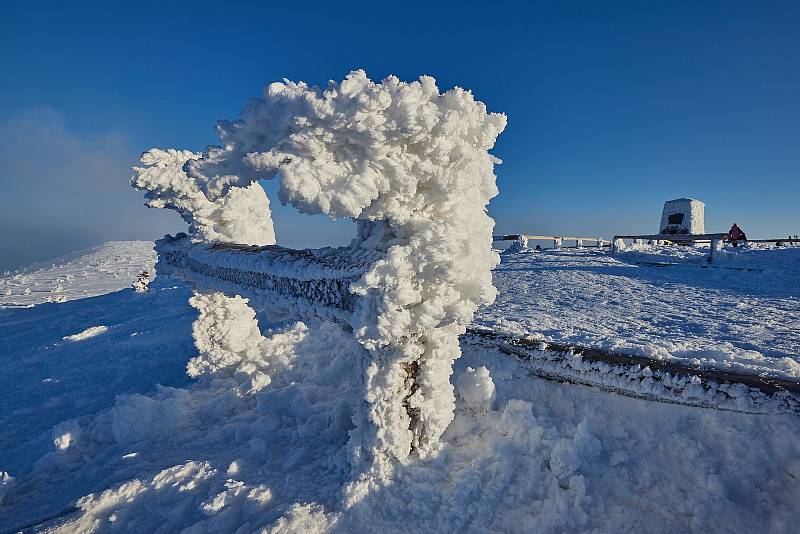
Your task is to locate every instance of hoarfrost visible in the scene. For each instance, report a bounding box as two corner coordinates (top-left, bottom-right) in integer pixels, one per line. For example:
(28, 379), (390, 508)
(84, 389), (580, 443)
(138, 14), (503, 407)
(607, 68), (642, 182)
(131, 70), (507, 481)
(131, 149), (275, 245)
(456, 366), (496, 411)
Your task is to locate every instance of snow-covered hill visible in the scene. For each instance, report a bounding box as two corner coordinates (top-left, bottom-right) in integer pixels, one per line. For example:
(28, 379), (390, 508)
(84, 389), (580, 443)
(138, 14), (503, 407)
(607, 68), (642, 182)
(1, 242), (799, 533)
(0, 241), (156, 308)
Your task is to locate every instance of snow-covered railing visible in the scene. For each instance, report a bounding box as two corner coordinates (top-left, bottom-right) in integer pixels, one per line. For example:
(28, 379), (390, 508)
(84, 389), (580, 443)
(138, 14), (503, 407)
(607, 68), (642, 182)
(612, 233), (729, 261)
(466, 328), (800, 415)
(612, 233), (729, 243)
(611, 233), (756, 262)
(613, 234), (798, 246)
(494, 234), (609, 250)
(156, 234), (378, 324)
(133, 71), (507, 484)
(612, 234), (800, 262)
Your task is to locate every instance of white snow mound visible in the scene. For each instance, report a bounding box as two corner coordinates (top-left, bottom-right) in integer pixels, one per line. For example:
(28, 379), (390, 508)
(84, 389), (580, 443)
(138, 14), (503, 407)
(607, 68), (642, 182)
(63, 325), (108, 342)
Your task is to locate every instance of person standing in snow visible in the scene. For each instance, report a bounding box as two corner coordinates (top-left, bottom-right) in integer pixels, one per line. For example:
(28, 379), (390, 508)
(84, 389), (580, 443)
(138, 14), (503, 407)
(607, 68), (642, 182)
(728, 223), (747, 247)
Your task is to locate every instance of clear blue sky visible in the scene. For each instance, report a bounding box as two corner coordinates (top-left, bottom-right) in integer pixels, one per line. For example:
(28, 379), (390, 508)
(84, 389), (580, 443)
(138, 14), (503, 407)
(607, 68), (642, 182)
(1, 0), (798, 270)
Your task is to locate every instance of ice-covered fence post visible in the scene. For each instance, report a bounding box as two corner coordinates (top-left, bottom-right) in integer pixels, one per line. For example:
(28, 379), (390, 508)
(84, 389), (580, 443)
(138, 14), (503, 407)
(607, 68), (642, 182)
(709, 237), (723, 262)
(512, 234), (529, 251)
(131, 71), (506, 481)
(554, 237), (562, 250)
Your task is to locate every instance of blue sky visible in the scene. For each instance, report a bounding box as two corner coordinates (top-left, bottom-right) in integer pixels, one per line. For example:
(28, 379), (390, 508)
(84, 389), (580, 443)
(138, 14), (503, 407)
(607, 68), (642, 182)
(1, 0), (798, 269)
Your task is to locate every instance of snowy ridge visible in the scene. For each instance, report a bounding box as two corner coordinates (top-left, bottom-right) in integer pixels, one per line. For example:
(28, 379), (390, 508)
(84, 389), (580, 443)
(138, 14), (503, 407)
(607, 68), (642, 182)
(0, 241), (155, 308)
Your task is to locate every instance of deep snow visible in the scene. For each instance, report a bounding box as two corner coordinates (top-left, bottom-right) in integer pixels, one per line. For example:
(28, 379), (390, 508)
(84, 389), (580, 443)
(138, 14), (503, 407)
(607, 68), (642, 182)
(1, 241), (799, 533)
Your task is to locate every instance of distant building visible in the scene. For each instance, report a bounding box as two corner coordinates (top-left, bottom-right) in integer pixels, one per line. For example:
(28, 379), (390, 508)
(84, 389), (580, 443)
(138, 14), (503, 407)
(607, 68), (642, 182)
(659, 198), (705, 235)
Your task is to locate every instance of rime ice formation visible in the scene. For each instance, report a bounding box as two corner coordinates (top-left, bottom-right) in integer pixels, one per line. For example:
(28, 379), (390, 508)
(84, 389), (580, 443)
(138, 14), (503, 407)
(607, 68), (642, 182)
(456, 366), (496, 412)
(130, 71), (507, 482)
(131, 149), (275, 245)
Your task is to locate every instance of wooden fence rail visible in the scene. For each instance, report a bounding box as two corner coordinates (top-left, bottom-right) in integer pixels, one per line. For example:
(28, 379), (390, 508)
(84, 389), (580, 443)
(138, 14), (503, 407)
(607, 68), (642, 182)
(495, 232), (797, 260)
(493, 234), (610, 250)
(611, 233), (799, 262)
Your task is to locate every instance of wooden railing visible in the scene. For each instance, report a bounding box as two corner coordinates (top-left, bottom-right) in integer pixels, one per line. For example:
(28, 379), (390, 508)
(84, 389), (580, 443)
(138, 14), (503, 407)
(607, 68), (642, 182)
(493, 234), (610, 250)
(610, 233), (728, 261)
(611, 233), (798, 261)
(496, 232), (797, 260)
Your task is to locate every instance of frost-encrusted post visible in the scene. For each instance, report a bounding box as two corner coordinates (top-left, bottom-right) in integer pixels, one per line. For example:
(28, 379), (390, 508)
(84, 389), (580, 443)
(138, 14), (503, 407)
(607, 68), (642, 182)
(709, 237), (724, 262)
(132, 71), (506, 480)
(505, 234), (528, 253)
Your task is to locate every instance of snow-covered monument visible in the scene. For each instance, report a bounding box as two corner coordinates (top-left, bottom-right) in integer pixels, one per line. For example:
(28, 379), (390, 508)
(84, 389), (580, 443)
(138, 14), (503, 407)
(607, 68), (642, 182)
(659, 198), (705, 235)
(131, 71), (506, 484)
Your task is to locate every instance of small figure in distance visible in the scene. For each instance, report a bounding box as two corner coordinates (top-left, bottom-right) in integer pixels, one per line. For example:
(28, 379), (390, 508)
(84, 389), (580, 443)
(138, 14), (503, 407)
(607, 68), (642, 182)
(534, 244), (542, 253)
(728, 223), (747, 247)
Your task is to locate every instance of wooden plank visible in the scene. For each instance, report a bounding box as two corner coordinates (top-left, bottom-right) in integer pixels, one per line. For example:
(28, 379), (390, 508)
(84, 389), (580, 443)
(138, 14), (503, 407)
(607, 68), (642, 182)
(493, 235), (608, 243)
(613, 235), (798, 246)
(613, 233), (728, 241)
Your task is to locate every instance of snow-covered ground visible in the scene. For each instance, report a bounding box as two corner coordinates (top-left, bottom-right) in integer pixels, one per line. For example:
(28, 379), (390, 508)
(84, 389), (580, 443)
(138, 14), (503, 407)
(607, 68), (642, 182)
(477, 244), (800, 379)
(0, 241), (156, 308)
(1, 241), (799, 533)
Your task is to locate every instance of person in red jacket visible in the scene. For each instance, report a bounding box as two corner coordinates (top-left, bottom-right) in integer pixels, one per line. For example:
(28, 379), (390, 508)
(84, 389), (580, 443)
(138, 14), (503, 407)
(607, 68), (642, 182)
(728, 223), (747, 246)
